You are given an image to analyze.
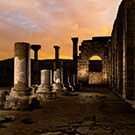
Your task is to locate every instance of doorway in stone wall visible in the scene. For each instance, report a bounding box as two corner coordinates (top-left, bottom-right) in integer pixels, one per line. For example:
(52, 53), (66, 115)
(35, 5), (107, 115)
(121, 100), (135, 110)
(89, 56), (103, 84)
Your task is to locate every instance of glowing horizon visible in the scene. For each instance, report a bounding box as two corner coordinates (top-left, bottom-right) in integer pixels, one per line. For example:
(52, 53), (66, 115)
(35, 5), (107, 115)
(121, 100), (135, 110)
(0, 0), (122, 60)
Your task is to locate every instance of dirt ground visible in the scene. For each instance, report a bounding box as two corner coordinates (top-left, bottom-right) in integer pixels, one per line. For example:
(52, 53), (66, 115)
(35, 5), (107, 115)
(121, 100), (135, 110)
(0, 86), (135, 135)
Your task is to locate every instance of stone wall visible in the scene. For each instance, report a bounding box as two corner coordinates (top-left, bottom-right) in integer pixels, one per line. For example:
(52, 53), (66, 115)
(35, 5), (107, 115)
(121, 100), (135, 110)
(108, 0), (135, 108)
(78, 37), (111, 85)
(89, 72), (103, 84)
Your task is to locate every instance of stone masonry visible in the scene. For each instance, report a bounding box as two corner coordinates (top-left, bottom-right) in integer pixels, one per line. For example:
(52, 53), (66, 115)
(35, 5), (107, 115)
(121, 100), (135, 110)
(4, 42), (32, 109)
(78, 0), (135, 108)
(78, 37), (111, 85)
(108, 0), (135, 108)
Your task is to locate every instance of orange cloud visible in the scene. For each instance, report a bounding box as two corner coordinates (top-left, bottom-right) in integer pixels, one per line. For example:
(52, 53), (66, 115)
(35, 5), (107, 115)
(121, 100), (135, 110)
(0, 0), (122, 60)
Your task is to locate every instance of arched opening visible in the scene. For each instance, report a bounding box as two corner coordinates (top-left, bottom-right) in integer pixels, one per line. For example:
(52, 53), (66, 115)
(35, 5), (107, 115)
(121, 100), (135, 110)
(89, 56), (102, 72)
(89, 55), (103, 84)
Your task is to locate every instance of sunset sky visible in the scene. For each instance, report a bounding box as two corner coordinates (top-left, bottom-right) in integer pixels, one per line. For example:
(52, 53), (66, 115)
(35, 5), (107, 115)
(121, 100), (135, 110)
(0, 0), (121, 60)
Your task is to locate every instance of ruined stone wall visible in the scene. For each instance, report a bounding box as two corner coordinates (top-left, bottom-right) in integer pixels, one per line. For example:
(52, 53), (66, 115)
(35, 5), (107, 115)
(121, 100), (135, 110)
(109, 0), (135, 107)
(78, 37), (110, 85)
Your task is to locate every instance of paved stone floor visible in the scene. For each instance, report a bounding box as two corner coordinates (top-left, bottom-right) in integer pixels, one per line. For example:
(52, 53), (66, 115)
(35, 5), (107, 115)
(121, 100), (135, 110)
(0, 86), (135, 135)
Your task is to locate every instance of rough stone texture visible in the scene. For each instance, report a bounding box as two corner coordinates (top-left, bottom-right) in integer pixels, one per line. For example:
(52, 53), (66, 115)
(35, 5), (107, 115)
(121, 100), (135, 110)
(77, 0), (135, 107)
(78, 37), (110, 85)
(4, 95), (30, 110)
(31, 45), (41, 85)
(89, 72), (102, 84)
(4, 42), (32, 109)
(37, 70), (53, 100)
(14, 43), (31, 89)
(53, 69), (63, 92)
(108, 0), (135, 104)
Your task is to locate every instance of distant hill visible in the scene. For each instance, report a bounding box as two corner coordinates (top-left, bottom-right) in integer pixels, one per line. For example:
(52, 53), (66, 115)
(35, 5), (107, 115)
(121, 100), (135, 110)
(0, 58), (73, 87)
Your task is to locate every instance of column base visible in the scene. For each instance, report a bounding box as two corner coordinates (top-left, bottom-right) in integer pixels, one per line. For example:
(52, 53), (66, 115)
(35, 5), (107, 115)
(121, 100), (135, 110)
(4, 95), (30, 110)
(10, 87), (32, 96)
(52, 83), (66, 96)
(4, 87), (40, 110)
(36, 85), (54, 100)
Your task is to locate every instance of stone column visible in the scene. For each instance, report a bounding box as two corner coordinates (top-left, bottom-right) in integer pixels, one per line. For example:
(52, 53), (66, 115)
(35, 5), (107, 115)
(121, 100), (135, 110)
(37, 70), (52, 99)
(31, 45), (41, 84)
(66, 74), (74, 91)
(5, 42), (32, 109)
(52, 69), (64, 93)
(53, 70), (60, 83)
(71, 37), (78, 86)
(65, 62), (74, 91)
(54, 46), (60, 69)
(31, 45), (41, 60)
(50, 70), (53, 85)
(73, 74), (76, 86)
(61, 68), (63, 84)
(67, 75), (70, 84)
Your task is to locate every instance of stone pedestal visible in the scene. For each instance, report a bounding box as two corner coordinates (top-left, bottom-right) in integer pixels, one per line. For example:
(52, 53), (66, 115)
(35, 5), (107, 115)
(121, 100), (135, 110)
(4, 42), (33, 110)
(52, 69), (65, 94)
(37, 70), (53, 100)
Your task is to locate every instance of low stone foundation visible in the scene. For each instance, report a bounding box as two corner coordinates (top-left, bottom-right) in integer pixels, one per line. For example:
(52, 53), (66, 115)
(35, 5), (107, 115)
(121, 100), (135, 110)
(4, 94), (42, 110)
(37, 85), (54, 100)
(4, 95), (30, 110)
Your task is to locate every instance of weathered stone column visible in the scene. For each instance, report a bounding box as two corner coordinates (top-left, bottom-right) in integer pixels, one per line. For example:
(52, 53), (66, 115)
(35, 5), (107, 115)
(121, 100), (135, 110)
(37, 70), (52, 100)
(64, 62), (74, 91)
(65, 74), (74, 91)
(31, 45), (41, 60)
(31, 45), (41, 85)
(54, 46), (60, 70)
(53, 70), (60, 83)
(52, 69), (64, 93)
(60, 67), (64, 84)
(5, 42), (32, 109)
(71, 37), (78, 86)
(56, 69), (61, 82)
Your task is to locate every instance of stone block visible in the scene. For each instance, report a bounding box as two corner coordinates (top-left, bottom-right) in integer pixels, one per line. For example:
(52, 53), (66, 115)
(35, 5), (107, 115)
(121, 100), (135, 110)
(4, 95), (30, 110)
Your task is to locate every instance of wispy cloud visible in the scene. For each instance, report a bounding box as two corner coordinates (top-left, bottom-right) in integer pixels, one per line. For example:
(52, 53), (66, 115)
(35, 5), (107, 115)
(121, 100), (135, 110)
(0, 0), (122, 60)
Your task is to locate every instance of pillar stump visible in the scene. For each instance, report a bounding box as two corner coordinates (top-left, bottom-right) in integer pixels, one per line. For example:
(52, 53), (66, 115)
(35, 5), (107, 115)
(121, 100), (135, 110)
(52, 69), (64, 94)
(5, 42), (32, 110)
(37, 70), (53, 100)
